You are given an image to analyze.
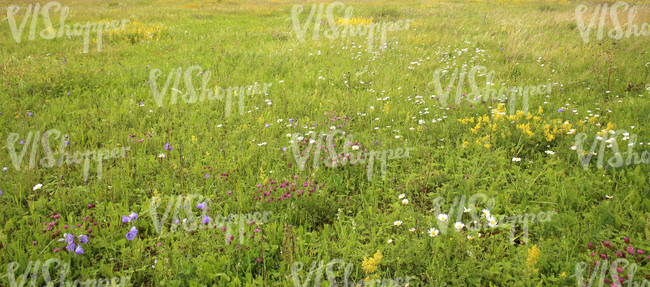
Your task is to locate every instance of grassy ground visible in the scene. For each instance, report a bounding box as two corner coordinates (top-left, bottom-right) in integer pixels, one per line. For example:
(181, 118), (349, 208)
(2, 0), (650, 286)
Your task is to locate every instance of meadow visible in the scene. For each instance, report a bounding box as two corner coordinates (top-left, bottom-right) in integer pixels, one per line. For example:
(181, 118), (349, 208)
(1, 0), (650, 286)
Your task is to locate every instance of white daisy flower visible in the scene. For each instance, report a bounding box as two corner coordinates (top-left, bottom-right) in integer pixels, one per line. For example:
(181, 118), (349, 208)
(158, 153), (166, 158)
(352, 145), (359, 151)
(387, 239), (393, 243)
(402, 199), (409, 205)
(605, 195), (613, 199)
(33, 184), (43, 191)
(454, 222), (465, 230)
(487, 216), (498, 228)
(418, 120), (425, 125)
(398, 194), (406, 199)
(467, 235), (474, 240)
(545, 150), (555, 155)
(571, 146), (577, 150)
(428, 228), (439, 237)
(482, 209), (491, 218)
(437, 214), (448, 222)
(512, 157), (521, 162)
(409, 228), (416, 232)
(394, 221), (403, 226)
(464, 207), (471, 213)
(330, 126), (336, 131)
(395, 135), (401, 139)
(286, 133), (292, 138)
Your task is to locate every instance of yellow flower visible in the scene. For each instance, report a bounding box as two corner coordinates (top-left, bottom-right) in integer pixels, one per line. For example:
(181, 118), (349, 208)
(526, 245), (540, 273)
(362, 250), (382, 274)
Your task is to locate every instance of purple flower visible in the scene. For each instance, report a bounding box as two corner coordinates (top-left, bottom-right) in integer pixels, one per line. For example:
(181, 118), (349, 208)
(222, 226), (227, 232)
(79, 235), (88, 244)
(174, 218), (179, 224)
(54, 248), (60, 253)
(254, 228), (260, 233)
(256, 258), (261, 263)
(205, 174), (209, 179)
(164, 143), (173, 151)
(558, 108), (564, 112)
(66, 243), (75, 252)
(282, 147), (287, 151)
(588, 243), (593, 249)
(0, 190), (2, 196)
(126, 226), (138, 241)
(33, 241), (37, 246)
(28, 112), (33, 116)
(197, 202), (206, 210)
(19, 140), (24, 145)
(202, 216), (211, 225)
(617, 267), (623, 273)
(128, 212), (138, 221)
(601, 254), (607, 260)
(228, 190), (232, 195)
(2, 167), (6, 171)
(66, 141), (70, 146)
(500, 46), (503, 51)
(625, 237), (630, 244)
(591, 253), (596, 257)
(64, 233), (74, 245)
(122, 215), (130, 223)
(617, 251), (623, 257)
(638, 249), (644, 255)
(74, 245), (84, 255)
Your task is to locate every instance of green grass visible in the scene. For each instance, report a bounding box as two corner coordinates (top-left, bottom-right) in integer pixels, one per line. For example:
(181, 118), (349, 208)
(2, 0), (650, 286)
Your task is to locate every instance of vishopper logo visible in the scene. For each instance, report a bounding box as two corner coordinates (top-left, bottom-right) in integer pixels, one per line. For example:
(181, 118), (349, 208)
(571, 259), (649, 287)
(291, 2), (414, 53)
(430, 193), (556, 245)
(576, 2), (650, 44)
(149, 194), (272, 244)
(4, 129), (131, 181)
(148, 65), (273, 114)
(5, 1), (130, 52)
(573, 129), (650, 170)
(290, 258), (412, 287)
(431, 65), (551, 116)
(290, 129), (413, 181)
(1, 259), (129, 287)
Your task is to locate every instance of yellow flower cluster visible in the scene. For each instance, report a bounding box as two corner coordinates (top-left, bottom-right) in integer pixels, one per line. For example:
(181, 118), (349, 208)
(335, 16), (373, 26)
(526, 245), (540, 273)
(362, 250), (383, 275)
(104, 20), (168, 43)
(458, 104), (574, 149)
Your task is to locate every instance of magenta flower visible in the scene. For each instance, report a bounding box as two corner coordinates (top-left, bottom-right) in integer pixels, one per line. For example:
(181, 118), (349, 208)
(54, 214), (60, 219)
(625, 237), (630, 244)
(53, 248), (60, 253)
(222, 226), (227, 232)
(126, 226), (138, 241)
(32, 241), (37, 246)
(254, 228), (260, 233)
(638, 249), (644, 255)
(601, 254), (607, 260)
(616, 251), (623, 257)
(617, 267), (623, 273)
(591, 253), (596, 257)
(588, 243), (593, 249)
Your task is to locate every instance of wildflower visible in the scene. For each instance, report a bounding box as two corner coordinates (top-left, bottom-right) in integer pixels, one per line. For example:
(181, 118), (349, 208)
(571, 146), (577, 150)
(409, 228), (416, 232)
(526, 245), (540, 273)
(286, 133), (292, 138)
(33, 241), (37, 246)
(122, 215), (130, 223)
(205, 174), (209, 179)
(437, 214), (448, 222)
(202, 216), (211, 225)
(159, 153), (166, 158)
(482, 209), (491, 218)
(402, 199), (409, 204)
(126, 226), (138, 241)
(75, 245), (84, 255)
(512, 157), (521, 162)
(79, 235), (88, 244)
(394, 221), (403, 226)
(197, 202), (206, 210)
(487, 216), (498, 228)
(33, 184), (43, 191)
(2, 167), (6, 171)
(545, 150), (555, 155)
(387, 239), (393, 243)
(606, 195), (613, 199)
(352, 145), (359, 150)
(558, 108), (564, 112)
(330, 126), (336, 130)
(428, 228), (439, 237)
(454, 222), (465, 230)
(467, 235), (474, 240)
(464, 207), (471, 213)
(398, 194), (405, 199)
(418, 120), (425, 124)
(395, 135), (401, 139)
(624, 237), (630, 244)
(128, 212), (138, 221)
(638, 250), (644, 255)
